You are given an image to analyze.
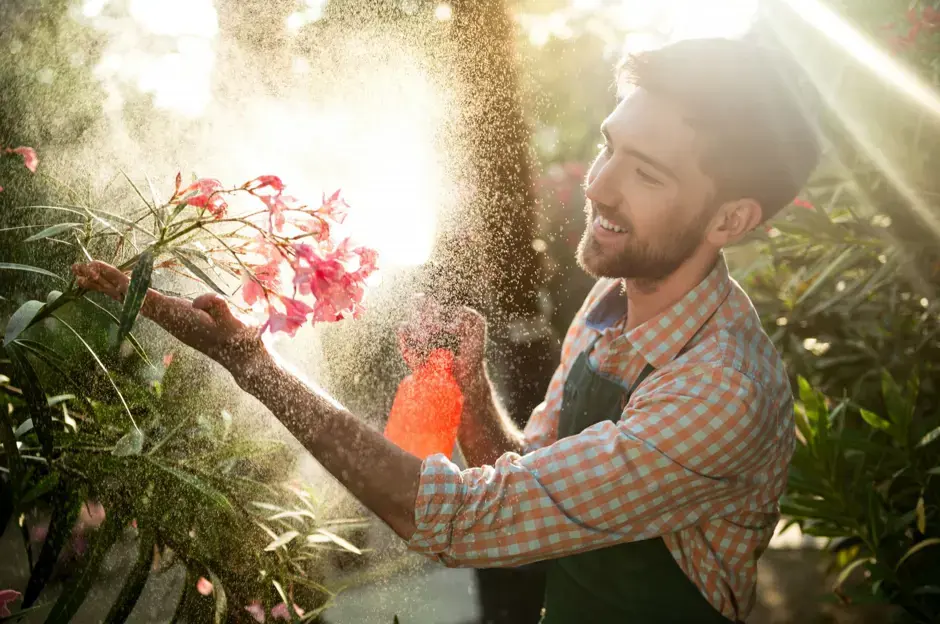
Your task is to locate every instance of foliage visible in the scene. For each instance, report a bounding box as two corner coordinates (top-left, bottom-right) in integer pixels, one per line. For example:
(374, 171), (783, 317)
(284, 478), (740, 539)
(785, 373), (940, 622)
(0, 310), (364, 622)
(733, 1), (940, 620)
(0, 163), (372, 619)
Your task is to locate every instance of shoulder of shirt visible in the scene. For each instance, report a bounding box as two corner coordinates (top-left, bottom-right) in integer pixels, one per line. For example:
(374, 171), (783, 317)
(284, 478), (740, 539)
(667, 282), (791, 402)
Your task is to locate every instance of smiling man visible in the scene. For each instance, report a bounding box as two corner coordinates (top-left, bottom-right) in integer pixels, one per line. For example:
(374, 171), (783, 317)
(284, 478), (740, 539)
(73, 37), (819, 623)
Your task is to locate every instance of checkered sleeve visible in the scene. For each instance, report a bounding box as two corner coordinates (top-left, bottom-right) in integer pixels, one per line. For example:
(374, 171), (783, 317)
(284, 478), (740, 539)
(407, 364), (778, 567)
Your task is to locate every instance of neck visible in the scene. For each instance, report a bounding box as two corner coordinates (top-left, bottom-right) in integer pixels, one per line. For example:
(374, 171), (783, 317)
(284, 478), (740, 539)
(621, 250), (720, 332)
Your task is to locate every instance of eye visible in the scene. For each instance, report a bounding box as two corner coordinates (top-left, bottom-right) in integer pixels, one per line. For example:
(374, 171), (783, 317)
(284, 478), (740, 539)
(636, 168), (663, 186)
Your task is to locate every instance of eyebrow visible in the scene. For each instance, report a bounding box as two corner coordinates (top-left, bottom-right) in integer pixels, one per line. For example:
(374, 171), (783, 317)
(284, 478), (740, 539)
(601, 124), (679, 183)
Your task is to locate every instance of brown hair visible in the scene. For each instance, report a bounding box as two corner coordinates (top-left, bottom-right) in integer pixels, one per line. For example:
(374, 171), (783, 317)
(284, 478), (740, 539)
(618, 37), (821, 222)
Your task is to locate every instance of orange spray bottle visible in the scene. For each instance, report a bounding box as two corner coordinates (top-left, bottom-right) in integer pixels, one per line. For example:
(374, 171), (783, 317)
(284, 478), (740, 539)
(384, 332), (464, 459)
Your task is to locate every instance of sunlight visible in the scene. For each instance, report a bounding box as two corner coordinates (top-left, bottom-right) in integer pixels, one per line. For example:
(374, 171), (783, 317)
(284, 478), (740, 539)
(770, 0), (940, 241)
(783, 0), (940, 119)
(79, 0), (447, 268)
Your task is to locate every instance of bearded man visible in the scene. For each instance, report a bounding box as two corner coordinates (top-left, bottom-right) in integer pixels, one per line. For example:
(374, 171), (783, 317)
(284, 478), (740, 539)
(73, 36), (819, 623)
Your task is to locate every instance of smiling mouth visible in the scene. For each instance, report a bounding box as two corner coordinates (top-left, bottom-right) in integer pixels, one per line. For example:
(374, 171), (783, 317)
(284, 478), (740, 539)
(594, 214), (627, 234)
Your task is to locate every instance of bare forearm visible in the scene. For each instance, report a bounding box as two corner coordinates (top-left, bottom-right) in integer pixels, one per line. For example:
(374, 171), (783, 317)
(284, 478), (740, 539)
(233, 352), (423, 541)
(457, 371), (525, 467)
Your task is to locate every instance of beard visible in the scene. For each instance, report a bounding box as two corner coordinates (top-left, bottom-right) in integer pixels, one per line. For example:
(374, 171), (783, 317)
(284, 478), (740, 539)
(576, 206), (712, 283)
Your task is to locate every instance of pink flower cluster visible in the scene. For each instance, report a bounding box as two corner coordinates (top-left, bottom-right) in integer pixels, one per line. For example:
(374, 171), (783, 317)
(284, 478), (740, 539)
(0, 145), (39, 192)
(172, 174), (378, 336)
(881, 8), (940, 53)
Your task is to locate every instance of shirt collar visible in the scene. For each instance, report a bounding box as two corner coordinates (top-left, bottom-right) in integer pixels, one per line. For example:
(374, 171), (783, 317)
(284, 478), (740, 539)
(584, 257), (733, 369)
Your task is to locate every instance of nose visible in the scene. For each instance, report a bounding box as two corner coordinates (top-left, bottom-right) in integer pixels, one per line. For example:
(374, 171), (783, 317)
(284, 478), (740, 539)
(584, 154), (620, 211)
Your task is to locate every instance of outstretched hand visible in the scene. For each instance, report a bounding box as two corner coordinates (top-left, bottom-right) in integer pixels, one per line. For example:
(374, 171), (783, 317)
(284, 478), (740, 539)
(71, 261), (266, 372)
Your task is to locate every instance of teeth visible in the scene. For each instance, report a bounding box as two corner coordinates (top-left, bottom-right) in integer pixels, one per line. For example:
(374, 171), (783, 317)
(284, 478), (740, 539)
(597, 216), (626, 233)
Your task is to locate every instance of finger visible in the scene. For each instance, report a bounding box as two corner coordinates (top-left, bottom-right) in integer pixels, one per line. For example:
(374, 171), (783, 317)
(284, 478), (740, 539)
(193, 294), (242, 332)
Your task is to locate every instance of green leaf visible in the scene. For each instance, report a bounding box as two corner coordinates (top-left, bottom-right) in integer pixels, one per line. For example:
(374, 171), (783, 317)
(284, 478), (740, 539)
(22, 222), (81, 242)
(0, 407), (24, 490)
(4, 300), (45, 346)
(896, 538), (940, 571)
(835, 557), (874, 594)
(147, 459), (235, 516)
(916, 496), (926, 534)
(113, 428), (145, 457)
(103, 525), (156, 624)
(313, 529), (362, 554)
(795, 247), (857, 307)
(265, 530), (300, 551)
(19, 472), (59, 507)
(6, 345), (54, 457)
(881, 370), (911, 442)
(50, 314), (137, 429)
(121, 170), (163, 226)
(22, 487), (84, 606)
(859, 408), (891, 432)
(82, 298), (155, 370)
(12, 340), (95, 414)
(45, 513), (123, 622)
(0, 263), (64, 282)
(171, 250), (229, 296)
(117, 250), (154, 346)
(209, 570), (227, 624)
(917, 424), (940, 449)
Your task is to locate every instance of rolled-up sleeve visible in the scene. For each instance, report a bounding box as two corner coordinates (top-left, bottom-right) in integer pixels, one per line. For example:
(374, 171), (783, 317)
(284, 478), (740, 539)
(407, 365), (782, 567)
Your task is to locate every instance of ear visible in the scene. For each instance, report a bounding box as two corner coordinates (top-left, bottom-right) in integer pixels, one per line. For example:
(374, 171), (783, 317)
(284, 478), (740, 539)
(706, 198), (763, 246)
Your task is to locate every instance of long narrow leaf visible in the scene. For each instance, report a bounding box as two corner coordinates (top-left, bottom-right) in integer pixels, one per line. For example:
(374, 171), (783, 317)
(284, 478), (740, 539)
(4, 301), (46, 346)
(0, 407), (24, 489)
(147, 459), (235, 516)
(0, 263), (64, 283)
(82, 298), (155, 369)
(169, 570), (197, 624)
(12, 340), (96, 414)
(23, 486), (84, 606)
(208, 570), (227, 624)
(44, 513), (123, 622)
(103, 525), (156, 624)
(170, 250), (229, 296)
(22, 223), (81, 243)
(117, 250), (154, 347)
(49, 314), (137, 430)
(6, 345), (54, 457)
(121, 171), (163, 228)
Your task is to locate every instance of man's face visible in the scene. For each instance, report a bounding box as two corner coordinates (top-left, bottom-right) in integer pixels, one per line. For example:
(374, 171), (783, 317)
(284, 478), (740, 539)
(577, 87), (718, 282)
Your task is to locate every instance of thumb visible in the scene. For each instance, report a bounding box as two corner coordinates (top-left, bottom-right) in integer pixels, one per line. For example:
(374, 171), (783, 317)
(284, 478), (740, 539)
(193, 294), (241, 332)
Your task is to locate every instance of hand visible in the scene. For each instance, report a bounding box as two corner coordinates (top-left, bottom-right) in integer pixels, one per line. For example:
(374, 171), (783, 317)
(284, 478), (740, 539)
(71, 260), (265, 374)
(398, 295), (487, 393)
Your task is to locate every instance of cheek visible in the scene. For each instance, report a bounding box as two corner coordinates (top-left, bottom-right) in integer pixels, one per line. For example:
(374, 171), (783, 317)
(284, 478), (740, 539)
(620, 182), (678, 229)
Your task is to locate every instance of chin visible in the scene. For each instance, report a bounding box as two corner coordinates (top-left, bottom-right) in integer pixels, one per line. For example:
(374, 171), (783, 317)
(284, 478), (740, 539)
(576, 234), (618, 279)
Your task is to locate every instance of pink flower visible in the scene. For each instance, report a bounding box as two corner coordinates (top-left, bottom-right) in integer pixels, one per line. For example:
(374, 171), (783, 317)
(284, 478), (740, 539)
(196, 577), (213, 596)
(182, 178), (228, 218)
(244, 601), (266, 623)
(7, 146), (39, 173)
(241, 258), (281, 307)
(266, 296), (313, 336)
(0, 589), (22, 617)
(318, 189), (348, 223)
(792, 198), (814, 210)
(355, 247), (379, 278)
(246, 175), (286, 193)
(163, 352), (174, 367)
(271, 602), (304, 621)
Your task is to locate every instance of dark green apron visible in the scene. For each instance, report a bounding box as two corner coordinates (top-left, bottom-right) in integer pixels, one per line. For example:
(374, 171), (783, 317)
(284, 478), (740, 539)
(539, 343), (734, 624)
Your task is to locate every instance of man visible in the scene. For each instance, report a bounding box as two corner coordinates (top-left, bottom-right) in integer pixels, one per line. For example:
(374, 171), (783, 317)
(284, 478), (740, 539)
(73, 37), (819, 623)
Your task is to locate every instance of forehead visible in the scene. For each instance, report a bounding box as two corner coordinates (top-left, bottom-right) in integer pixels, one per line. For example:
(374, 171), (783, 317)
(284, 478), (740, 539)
(603, 88), (706, 179)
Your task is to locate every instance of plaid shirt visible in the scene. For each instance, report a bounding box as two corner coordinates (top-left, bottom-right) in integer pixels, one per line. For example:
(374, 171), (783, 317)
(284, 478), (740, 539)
(408, 258), (795, 621)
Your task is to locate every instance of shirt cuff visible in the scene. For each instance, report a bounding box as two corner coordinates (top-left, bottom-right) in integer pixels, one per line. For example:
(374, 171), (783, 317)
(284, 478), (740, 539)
(407, 453), (466, 557)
